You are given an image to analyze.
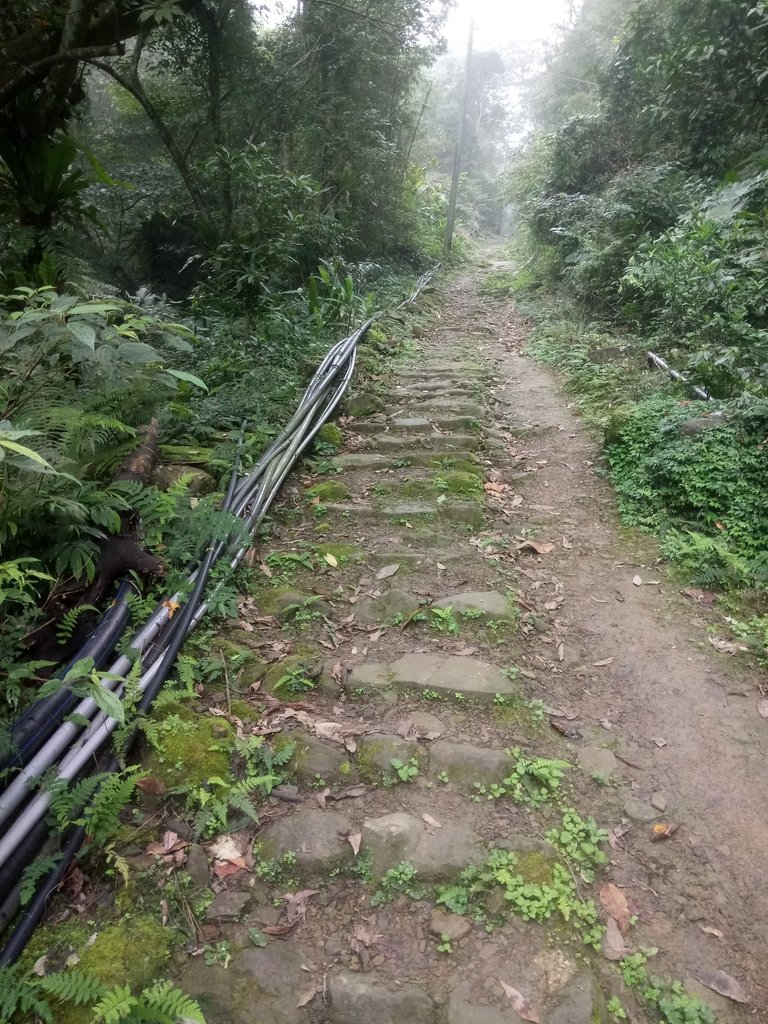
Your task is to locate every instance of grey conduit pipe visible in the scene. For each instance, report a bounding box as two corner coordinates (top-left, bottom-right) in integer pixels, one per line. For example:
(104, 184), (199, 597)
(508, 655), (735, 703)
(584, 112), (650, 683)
(0, 265), (439, 959)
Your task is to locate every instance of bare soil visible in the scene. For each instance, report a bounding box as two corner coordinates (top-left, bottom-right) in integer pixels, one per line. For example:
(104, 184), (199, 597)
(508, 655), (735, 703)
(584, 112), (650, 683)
(179, 258), (768, 1023)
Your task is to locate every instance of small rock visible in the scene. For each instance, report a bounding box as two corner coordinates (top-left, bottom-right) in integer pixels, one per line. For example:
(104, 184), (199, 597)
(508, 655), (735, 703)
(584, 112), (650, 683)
(362, 812), (484, 879)
(358, 734), (421, 780)
(328, 970), (434, 1024)
(185, 844), (210, 888)
(650, 791), (667, 812)
(623, 794), (659, 823)
(577, 746), (622, 782)
(428, 741), (511, 789)
(447, 983), (509, 1024)
(205, 890), (251, 923)
(428, 909), (472, 941)
(547, 971), (607, 1024)
(259, 808), (352, 875)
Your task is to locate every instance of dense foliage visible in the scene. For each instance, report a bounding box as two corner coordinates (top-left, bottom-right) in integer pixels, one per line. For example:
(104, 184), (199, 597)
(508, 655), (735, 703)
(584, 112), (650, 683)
(509, 0), (768, 629)
(0, 0), (454, 714)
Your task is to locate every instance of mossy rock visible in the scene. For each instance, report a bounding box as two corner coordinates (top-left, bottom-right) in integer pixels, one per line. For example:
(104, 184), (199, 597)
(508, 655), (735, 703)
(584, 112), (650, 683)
(434, 470), (484, 498)
(143, 703), (232, 790)
(348, 393), (385, 417)
(259, 587), (329, 623)
(316, 422), (343, 449)
(262, 652), (324, 696)
(314, 541), (365, 564)
(305, 480), (350, 502)
(30, 916), (175, 1024)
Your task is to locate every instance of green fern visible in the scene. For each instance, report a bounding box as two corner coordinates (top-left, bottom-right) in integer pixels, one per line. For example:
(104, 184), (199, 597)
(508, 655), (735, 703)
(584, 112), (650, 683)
(37, 969), (108, 1005)
(135, 979), (205, 1023)
(90, 983), (136, 1023)
(56, 603), (100, 643)
(0, 963), (55, 1023)
(82, 766), (145, 845)
(19, 852), (63, 906)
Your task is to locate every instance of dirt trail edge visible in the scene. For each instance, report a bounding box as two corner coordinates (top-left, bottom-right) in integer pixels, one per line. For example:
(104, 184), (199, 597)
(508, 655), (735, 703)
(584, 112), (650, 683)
(181, 266), (767, 1024)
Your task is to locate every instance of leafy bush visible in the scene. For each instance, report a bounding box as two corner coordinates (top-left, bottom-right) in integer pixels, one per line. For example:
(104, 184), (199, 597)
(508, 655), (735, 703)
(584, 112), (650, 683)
(623, 176), (768, 394)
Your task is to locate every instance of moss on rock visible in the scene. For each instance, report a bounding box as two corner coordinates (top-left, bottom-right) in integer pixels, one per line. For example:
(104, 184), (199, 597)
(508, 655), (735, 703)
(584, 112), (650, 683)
(305, 480), (350, 502)
(435, 470), (484, 497)
(143, 703), (232, 790)
(316, 422), (343, 449)
(314, 541), (364, 563)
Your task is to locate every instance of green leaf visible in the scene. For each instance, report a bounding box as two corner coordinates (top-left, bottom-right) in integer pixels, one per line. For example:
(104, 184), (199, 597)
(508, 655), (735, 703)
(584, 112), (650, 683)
(163, 368), (208, 391)
(0, 438), (54, 469)
(66, 321), (96, 350)
(90, 682), (125, 725)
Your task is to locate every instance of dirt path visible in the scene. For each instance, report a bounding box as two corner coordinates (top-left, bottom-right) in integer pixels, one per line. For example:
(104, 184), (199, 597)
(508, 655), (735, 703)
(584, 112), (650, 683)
(179, 263), (767, 1023)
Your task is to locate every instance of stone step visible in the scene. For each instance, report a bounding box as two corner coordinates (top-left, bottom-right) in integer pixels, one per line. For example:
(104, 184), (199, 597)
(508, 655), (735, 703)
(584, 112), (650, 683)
(396, 365), (484, 378)
(326, 500), (483, 526)
(433, 591), (517, 622)
(332, 652), (517, 700)
(393, 380), (479, 395)
(367, 432), (481, 452)
(368, 549), (467, 566)
(330, 453), (398, 470)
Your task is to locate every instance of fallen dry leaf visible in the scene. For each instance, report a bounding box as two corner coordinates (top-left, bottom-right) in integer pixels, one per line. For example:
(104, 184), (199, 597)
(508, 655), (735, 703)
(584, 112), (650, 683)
(316, 787), (331, 810)
(651, 822), (679, 841)
(283, 889), (321, 925)
(758, 699), (768, 718)
(324, 553), (338, 567)
(561, 536), (572, 549)
(694, 968), (749, 1004)
(484, 481), (509, 495)
(498, 980), (539, 1022)
(708, 636), (749, 655)
(296, 985), (318, 1008)
(599, 883), (631, 934)
(651, 736), (668, 748)
(632, 574), (643, 586)
(602, 917), (629, 961)
(136, 777), (167, 796)
(592, 657), (614, 667)
(681, 587), (716, 605)
(262, 923), (295, 937)
(699, 924), (724, 940)
(352, 925), (382, 948)
(516, 540), (555, 555)
(376, 563), (400, 580)
(347, 832), (362, 856)
(608, 821), (631, 850)
(259, 562), (273, 578)
(422, 813), (442, 829)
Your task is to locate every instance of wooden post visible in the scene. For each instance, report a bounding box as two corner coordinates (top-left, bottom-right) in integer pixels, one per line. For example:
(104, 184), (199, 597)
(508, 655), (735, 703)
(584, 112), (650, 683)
(444, 18), (474, 256)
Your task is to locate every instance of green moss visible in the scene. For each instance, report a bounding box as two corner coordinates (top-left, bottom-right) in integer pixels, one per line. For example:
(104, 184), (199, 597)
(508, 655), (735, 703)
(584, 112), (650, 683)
(314, 522), (331, 534)
(515, 851), (554, 885)
(314, 541), (364, 563)
(144, 704), (232, 790)
(78, 916), (172, 989)
(263, 652), (323, 694)
(316, 422), (343, 449)
(435, 470), (484, 497)
(26, 916), (175, 1024)
(228, 699), (257, 721)
(428, 456), (482, 475)
(305, 479), (350, 502)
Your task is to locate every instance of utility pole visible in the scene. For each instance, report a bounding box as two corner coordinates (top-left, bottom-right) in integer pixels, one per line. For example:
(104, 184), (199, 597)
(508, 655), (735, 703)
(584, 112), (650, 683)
(444, 17), (474, 257)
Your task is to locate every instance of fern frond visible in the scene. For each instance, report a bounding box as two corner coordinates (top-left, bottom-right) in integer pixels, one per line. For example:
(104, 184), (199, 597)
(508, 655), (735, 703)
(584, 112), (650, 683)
(56, 603), (99, 643)
(90, 983), (136, 1023)
(19, 852), (63, 906)
(83, 766), (144, 846)
(0, 963), (54, 1024)
(37, 969), (107, 1005)
(139, 980), (205, 1023)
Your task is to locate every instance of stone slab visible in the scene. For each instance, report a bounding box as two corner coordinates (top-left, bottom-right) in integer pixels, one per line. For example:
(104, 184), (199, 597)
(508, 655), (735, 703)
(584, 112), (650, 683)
(362, 811), (484, 879)
(347, 653), (516, 700)
(328, 971), (434, 1024)
(433, 592), (513, 621)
